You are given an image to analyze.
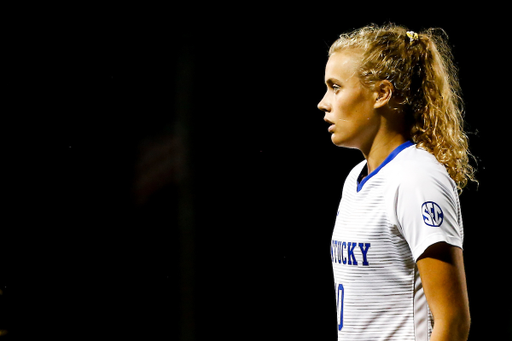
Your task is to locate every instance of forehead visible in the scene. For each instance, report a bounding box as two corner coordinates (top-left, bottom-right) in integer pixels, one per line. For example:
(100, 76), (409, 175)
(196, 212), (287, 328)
(325, 50), (362, 82)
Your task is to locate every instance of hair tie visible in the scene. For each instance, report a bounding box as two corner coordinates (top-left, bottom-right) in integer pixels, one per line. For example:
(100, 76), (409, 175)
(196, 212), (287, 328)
(406, 31), (419, 42)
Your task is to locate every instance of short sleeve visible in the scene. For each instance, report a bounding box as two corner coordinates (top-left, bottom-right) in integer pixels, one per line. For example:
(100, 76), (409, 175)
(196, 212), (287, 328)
(395, 167), (463, 262)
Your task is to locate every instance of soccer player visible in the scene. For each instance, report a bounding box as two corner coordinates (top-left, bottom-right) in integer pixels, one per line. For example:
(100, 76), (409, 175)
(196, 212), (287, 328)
(317, 24), (474, 341)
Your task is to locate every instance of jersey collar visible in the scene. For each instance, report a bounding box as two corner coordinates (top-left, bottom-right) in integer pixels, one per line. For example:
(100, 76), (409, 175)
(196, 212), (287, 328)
(357, 140), (414, 192)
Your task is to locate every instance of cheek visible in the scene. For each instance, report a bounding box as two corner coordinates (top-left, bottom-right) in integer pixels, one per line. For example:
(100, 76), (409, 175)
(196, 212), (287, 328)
(333, 92), (368, 121)
(330, 93), (377, 146)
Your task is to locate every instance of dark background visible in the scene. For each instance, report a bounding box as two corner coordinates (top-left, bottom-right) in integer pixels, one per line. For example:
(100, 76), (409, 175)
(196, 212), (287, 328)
(3, 3), (510, 340)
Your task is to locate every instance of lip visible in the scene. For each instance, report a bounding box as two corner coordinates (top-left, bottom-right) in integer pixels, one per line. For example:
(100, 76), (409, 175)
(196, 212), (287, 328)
(324, 117), (335, 133)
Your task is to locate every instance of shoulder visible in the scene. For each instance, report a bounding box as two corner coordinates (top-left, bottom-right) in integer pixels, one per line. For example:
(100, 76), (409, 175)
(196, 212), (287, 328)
(386, 145), (460, 229)
(385, 145), (456, 193)
(388, 145), (464, 261)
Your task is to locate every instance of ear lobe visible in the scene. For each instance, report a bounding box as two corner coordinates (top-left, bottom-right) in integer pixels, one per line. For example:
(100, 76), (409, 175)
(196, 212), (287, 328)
(374, 80), (394, 109)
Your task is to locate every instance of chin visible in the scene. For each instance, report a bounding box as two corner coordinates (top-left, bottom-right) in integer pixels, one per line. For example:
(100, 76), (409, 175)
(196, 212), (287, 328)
(331, 134), (358, 149)
(331, 133), (346, 147)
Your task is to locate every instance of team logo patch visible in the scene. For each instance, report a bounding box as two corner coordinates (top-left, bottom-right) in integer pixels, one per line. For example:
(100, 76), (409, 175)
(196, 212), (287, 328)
(421, 201), (444, 227)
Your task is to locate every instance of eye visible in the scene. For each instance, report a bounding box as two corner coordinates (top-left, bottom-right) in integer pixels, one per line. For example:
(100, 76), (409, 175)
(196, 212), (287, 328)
(332, 84), (341, 93)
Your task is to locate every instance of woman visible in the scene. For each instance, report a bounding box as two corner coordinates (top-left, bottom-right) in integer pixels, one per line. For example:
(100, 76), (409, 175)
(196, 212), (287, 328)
(318, 24), (474, 341)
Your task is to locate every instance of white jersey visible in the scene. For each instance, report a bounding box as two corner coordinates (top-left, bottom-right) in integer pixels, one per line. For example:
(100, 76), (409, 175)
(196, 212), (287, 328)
(331, 141), (463, 341)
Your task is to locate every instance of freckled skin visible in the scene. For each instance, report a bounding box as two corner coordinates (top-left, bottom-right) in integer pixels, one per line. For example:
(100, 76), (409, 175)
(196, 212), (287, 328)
(318, 51), (380, 150)
(318, 50), (408, 174)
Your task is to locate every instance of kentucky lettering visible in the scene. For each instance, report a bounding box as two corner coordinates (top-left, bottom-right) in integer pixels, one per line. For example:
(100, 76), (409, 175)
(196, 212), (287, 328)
(331, 240), (371, 266)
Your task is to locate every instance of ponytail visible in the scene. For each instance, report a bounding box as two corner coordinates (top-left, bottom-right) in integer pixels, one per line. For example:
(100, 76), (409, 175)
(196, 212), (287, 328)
(329, 24), (477, 191)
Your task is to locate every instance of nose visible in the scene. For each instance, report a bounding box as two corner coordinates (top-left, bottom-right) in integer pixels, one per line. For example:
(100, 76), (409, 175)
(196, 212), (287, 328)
(317, 92), (330, 113)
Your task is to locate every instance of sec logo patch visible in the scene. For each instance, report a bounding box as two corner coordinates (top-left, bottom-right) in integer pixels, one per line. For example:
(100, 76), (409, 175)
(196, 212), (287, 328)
(421, 201), (444, 227)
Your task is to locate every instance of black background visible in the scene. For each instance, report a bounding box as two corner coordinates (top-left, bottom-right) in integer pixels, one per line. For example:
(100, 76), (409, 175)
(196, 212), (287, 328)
(3, 3), (510, 340)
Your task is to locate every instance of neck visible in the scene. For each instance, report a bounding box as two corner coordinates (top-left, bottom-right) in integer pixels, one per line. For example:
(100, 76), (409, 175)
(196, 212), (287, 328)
(361, 132), (409, 174)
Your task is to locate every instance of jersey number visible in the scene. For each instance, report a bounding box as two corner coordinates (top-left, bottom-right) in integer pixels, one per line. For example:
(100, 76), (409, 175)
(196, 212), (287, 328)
(336, 283), (344, 331)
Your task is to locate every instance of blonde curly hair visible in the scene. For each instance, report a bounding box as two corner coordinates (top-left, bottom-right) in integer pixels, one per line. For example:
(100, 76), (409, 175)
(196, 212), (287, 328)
(329, 23), (477, 192)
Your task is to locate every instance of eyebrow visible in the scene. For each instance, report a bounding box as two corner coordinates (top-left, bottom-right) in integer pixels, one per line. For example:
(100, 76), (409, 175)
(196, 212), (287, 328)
(325, 78), (342, 86)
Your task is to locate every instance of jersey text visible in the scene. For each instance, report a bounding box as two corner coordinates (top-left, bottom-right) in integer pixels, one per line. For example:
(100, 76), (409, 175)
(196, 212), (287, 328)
(331, 240), (371, 266)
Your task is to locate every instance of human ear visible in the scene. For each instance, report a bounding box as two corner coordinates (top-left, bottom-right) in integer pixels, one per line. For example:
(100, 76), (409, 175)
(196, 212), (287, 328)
(374, 80), (394, 109)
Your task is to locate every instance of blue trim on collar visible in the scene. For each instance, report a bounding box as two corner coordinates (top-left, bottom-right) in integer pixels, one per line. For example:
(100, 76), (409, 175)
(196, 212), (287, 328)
(357, 140), (414, 192)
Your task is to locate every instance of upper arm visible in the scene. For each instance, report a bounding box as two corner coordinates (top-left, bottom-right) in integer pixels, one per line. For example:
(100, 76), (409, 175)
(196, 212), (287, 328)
(417, 242), (470, 338)
(395, 166), (464, 262)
